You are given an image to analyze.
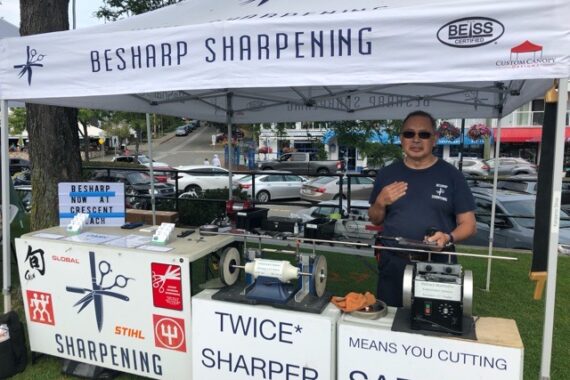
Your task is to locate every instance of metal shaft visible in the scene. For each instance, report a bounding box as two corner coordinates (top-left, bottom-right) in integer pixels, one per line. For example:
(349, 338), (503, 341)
(289, 236), (517, 261)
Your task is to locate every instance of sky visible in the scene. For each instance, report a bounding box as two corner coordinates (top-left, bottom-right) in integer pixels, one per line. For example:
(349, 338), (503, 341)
(1, 0), (102, 29)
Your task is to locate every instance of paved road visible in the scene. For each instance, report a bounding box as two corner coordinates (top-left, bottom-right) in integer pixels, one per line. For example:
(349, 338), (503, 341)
(153, 124), (225, 167)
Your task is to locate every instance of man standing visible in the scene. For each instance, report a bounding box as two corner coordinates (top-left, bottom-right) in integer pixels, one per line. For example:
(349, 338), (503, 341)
(368, 111), (476, 307)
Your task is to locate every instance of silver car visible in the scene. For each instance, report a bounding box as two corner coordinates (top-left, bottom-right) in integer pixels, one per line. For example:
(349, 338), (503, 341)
(484, 157), (537, 176)
(300, 175), (375, 203)
(236, 172), (308, 202)
(447, 157), (490, 176)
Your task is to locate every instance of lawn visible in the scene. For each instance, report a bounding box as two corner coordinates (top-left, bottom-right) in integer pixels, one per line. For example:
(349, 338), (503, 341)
(1, 246), (568, 379)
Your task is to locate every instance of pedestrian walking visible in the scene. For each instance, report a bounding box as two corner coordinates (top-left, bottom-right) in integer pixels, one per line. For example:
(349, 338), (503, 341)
(203, 158), (210, 165)
(212, 154), (221, 167)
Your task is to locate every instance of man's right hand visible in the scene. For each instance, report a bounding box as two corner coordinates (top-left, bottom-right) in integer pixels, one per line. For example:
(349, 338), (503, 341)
(375, 181), (408, 207)
(369, 181), (408, 225)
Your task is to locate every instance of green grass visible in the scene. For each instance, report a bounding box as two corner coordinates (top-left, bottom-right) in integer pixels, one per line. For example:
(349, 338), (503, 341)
(1, 246), (568, 379)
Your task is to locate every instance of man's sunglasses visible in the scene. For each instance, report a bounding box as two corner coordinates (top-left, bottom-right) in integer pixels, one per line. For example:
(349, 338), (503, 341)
(401, 130), (433, 140)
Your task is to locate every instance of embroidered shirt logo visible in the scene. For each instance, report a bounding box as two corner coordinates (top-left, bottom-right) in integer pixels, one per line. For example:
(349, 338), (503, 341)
(432, 184), (448, 201)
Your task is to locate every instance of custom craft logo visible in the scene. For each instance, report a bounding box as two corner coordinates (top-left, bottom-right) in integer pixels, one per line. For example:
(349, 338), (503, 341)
(13, 45), (45, 85)
(496, 40), (556, 69)
(240, 0), (270, 5)
(66, 251), (133, 332)
(437, 17), (504, 48)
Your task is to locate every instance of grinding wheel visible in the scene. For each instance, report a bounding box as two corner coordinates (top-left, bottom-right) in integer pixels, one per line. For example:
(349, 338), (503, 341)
(402, 264), (414, 308)
(311, 255), (328, 297)
(219, 246), (241, 286)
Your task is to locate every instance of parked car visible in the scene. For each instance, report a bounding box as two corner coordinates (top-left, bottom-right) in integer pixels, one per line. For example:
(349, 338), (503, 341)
(293, 199), (370, 223)
(463, 187), (570, 249)
(91, 170), (175, 209)
(175, 125), (189, 136)
(169, 165), (246, 195)
(300, 175), (374, 203)
(9, 158), (30, 176)
(484, 157), (537, 176)
(144, 165), (175, 183)
(112, 154), (169, 168)
(497, 175), (570, 210)
(292, 200), (377, 240)
(448, 157), (490, 176)
(236, 172), (308, 202)
(257, 152), (344, 176)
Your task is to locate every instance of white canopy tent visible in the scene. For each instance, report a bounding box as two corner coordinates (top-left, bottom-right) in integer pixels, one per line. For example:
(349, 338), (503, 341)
(0, 0), (569, 377)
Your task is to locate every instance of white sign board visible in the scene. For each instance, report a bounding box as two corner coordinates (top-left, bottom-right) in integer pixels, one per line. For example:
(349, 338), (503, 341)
(16, 236), (192, 379)
(58, 182), (125, 227)
(192, 290), (339, 380)
(338, 315), (523, 380)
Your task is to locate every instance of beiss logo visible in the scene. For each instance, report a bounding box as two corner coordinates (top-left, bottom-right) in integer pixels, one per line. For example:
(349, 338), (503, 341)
(437, 17), (504, 48)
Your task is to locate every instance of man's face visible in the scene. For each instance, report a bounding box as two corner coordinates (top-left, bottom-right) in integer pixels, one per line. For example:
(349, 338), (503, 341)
(400, 115), (436, 161)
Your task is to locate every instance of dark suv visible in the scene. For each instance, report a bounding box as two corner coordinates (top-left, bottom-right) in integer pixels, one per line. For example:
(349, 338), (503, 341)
(91, 170), (175, 209)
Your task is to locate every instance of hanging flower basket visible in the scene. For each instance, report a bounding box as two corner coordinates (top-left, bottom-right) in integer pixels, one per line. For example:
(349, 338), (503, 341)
(468, 123), (492, 140)
(437, 121), (461, 140)
(258, 146), (273, 154)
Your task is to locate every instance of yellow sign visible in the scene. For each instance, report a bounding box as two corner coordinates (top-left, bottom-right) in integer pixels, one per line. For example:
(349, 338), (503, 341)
(98, 138), (105, 145)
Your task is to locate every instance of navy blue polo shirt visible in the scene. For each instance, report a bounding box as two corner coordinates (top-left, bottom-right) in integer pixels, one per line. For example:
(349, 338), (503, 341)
(368, 159), (475, 243)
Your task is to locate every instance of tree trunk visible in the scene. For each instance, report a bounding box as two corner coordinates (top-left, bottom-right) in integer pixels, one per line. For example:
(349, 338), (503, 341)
(20, 0), (82, 230)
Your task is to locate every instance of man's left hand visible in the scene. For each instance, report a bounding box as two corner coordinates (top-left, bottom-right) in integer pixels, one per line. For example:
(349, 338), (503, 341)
(425, 231), (451, 250)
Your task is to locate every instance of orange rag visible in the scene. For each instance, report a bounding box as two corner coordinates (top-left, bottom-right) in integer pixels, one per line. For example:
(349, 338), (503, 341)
(331, 292), (376, 312)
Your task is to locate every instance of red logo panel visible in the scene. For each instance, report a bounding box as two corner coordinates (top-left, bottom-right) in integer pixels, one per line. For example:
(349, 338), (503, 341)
(153, 314), (186, 352)
(151, 263), (183, 310)
(27, 290), (55, 325)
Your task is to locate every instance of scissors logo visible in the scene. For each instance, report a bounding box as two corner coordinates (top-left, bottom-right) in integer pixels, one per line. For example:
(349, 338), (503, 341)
(13, 45), (45, 86)
(152, 265), (181, 294)
(66, 251), (133, 332)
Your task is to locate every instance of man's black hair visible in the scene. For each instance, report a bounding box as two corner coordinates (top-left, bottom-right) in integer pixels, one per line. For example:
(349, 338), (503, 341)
(403, 110), (437, 131)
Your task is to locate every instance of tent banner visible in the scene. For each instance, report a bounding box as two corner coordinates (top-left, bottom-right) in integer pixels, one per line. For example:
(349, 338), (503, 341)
(0, 0), (568, 101)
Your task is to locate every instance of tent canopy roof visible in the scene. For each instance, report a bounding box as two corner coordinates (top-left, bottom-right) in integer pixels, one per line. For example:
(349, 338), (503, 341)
(0, 0), (568, 123)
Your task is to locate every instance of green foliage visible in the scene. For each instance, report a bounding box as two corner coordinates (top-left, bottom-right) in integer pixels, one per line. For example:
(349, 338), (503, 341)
(8, 108), (26, 134)
(315, 140), (328, 160)
(330, 119), (403, 167)
(96, 0), (183, 21)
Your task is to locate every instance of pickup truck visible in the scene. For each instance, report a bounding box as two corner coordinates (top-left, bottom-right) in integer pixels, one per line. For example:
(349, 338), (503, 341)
(257, 152), (344, 175)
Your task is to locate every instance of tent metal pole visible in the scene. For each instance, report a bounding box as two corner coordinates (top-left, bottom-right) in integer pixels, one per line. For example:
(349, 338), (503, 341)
(485, 97), (504, 292)
(1, 99), (11, 312)
(540, 77), (567, 380)
(226, 93), (233, 200)
(146, 113), (156, 225)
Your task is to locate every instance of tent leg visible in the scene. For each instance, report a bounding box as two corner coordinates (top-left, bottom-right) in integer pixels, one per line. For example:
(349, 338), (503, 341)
(539, 77), (567, 380)
(146, 113), (156, 226)
(485, 103), (504, 292)
(1, 100), (12, 312)
(226, 93), (233, 201)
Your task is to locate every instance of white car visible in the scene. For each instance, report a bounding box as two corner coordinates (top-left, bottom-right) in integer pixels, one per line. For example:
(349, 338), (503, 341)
(168, 165), (245, 194)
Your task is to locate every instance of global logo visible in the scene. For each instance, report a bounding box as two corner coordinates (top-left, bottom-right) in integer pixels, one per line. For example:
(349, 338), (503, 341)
(240, 0), (270, 6)
(437, 17), (504, 48)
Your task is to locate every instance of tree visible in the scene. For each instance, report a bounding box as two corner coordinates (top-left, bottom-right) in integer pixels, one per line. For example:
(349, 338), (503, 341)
(77, 109), (108, 162)
(8, 108), (26, 134)
(20, 0), (82, 230)
(96, 0), (182, 21)
(331, 119), (403, 167)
